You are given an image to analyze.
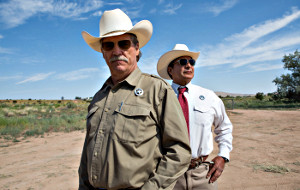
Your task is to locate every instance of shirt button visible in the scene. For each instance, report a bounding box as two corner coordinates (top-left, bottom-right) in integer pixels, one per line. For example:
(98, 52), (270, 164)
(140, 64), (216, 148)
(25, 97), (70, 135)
(93, 175), (97, 180)
(94, 152), (98, 157)
(98, 129), (104, 134)
(105, 108), (109, 112)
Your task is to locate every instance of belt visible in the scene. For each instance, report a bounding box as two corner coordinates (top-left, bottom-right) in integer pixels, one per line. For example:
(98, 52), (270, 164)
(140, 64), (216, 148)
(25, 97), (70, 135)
(188, 155), (214, 170)
(98, 188), (140, 190)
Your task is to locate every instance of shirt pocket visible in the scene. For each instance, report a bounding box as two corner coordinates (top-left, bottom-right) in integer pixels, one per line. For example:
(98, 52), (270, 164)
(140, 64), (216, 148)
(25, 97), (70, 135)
(86, 105), (100, 136)
(194, 105), (210, 113)
(113, 104), (151, 143)
(194, 105), (214, 127)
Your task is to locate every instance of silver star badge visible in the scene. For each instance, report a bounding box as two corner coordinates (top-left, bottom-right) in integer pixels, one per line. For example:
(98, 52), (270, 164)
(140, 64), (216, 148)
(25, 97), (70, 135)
(134, 88), (144, 96)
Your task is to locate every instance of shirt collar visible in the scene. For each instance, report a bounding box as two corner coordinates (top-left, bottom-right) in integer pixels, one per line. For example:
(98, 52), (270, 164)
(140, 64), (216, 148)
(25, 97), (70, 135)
(100, 67), (142, 91)
(171, 81), (192, 94)
(124, 67), (142, 87)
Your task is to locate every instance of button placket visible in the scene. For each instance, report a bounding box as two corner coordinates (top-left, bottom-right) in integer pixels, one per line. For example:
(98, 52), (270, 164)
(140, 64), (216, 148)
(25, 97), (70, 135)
(91, 90), (113, 181)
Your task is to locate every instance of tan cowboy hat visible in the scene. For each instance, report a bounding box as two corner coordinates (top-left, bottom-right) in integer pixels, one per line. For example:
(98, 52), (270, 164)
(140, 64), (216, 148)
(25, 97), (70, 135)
(157, 44), (200, 80)
(82, 8), (153, 52)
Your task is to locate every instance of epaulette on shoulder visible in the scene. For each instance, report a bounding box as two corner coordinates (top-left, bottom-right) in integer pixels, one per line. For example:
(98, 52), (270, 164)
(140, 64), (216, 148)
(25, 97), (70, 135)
(141, 73), (171, 88)
(144, 73), (168, 83)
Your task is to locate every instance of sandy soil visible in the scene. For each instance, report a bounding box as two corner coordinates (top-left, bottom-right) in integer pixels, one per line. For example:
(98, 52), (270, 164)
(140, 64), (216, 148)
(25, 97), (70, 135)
(0, 109), (300, 190)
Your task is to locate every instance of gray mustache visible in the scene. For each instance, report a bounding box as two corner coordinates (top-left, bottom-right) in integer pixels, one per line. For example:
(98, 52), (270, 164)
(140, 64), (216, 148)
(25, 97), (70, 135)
(109, 56), (128, 63)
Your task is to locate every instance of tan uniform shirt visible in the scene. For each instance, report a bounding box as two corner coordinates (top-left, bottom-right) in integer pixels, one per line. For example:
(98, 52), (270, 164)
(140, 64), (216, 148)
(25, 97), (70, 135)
(79, 68), (191, 190)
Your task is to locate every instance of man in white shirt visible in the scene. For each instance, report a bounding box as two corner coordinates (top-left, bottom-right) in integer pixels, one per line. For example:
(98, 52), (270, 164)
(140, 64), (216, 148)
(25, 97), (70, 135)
(157, 44), (233, 190)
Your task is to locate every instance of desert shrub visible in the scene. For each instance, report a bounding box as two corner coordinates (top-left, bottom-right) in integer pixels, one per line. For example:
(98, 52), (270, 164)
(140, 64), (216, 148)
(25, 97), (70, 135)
(255, 92), (264, 100)
(253, 164), (290, 174)
(0, 125), (25, 137)
(0, 103), (9, 108)
(25, 128), (44, 137)
(0, 100), (88, 141)
(66, 102), (77, 109)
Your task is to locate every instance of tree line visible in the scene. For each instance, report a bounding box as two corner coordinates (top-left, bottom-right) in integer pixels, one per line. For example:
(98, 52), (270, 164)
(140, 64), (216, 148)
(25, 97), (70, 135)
(273, 50), (300, 102)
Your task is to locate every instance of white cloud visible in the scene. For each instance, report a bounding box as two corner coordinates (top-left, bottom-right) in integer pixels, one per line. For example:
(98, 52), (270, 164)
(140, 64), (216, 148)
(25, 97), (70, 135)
(163, 3), (183, 15)
(205, 0), (238, 16)
(55, 68), (100, 81)
(0, 0), (104, 28)
(16, 72), (55, 84)
(105, 2), (124, 6)
(247, 63), (283, 72)
(0, 34), (14, 54)
(125, 9), (142, 19)
(52, 0), (103, 19)
(140, 55), (160, 75)
(199, 8), (300, 71)
(0, 47), (13, 54)
(158, 0), (164, 5)
(0, 75), (22, 81)
(224, 7), (300, 48)
(92, 10), (103, 17)
(149, 8), (157, 14)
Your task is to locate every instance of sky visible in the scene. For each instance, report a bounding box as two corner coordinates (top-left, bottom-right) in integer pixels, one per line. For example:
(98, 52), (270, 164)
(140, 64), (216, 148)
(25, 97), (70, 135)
(0, 0), (300, 100)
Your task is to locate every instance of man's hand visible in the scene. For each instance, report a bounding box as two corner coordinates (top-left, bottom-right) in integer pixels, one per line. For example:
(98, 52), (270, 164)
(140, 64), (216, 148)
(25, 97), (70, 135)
(206, 156), (225, 183)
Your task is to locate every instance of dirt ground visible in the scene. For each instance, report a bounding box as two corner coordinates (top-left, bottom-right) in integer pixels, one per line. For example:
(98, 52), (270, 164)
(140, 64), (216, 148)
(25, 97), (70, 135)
(0, 109), (300, 190)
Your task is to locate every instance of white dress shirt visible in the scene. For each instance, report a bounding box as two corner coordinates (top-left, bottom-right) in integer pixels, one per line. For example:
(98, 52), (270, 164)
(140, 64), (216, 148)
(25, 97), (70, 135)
(172, 82), (233, 160)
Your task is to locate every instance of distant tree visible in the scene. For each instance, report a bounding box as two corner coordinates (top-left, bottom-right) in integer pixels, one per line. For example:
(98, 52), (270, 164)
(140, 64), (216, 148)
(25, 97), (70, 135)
(273, 50), (300, 101)
(61, 96), (64, 100)
(75, 96), (82, 100)
(255, 92), (264, 100)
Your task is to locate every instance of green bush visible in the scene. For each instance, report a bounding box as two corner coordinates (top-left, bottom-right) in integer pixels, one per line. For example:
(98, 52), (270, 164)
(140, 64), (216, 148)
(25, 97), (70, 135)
(221, 95), (300, 109)
(255, 92), (264, 100)
(66, 102), (77, 109)
(0, 100), (88, 140)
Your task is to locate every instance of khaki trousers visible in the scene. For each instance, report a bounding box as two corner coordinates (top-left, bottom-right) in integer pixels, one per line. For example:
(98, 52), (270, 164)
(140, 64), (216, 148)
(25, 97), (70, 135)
(173, 165), (218, 190)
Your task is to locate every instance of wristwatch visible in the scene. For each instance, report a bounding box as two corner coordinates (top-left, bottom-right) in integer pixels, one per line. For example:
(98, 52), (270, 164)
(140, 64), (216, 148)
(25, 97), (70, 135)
(221, 156), (229, 163)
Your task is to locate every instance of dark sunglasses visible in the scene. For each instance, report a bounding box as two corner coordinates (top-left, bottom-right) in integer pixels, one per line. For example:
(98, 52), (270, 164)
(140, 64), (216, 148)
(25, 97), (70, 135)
(175, 58), (196, 66)
(101, 40), (132, 51)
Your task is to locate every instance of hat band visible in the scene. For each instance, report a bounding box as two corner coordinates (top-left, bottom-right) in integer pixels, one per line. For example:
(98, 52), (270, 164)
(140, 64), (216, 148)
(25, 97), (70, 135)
(102, 30), (129, 37)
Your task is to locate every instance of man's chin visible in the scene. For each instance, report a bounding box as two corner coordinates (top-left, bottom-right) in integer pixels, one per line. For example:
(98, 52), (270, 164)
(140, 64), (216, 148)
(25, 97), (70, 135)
(183, 74), (194, 80)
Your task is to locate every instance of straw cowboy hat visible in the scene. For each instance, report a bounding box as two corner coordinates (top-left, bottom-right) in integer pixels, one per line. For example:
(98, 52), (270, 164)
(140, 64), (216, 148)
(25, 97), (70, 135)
(82, 8), (153, 52)
(157, 44), (200, 80)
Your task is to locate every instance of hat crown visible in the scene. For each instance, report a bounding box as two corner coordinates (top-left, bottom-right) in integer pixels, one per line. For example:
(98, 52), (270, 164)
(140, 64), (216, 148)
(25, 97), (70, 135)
(172, 44), (190, 51)
(99, 9), (133, 37)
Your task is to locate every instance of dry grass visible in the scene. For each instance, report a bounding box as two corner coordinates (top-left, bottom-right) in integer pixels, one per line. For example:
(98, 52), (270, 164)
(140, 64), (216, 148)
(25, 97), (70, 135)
(253, 163), (290, 174)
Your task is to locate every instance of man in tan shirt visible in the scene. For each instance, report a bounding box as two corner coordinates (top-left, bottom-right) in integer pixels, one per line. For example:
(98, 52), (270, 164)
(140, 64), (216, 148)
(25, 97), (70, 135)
(78, 9), (191, 190)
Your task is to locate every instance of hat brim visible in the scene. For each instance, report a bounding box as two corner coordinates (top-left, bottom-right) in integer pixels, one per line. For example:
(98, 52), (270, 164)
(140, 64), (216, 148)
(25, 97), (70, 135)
(157, 50), (200, 80)
(82, 20), (153, 52)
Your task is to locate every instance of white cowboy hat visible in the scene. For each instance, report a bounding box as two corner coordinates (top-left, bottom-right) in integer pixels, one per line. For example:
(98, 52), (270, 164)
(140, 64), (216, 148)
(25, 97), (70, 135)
(157, 44), (200, 80)
(82, 8), (153, 52)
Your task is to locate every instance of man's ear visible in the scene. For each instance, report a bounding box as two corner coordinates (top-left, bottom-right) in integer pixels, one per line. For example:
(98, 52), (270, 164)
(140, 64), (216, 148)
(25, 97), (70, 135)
(167, 67), (173, 77)
(135, 43), (140, 56)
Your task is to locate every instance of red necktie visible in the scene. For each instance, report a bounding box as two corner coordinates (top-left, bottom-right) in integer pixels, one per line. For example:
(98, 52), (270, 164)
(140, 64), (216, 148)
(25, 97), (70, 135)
(178, 87), (189, 134)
